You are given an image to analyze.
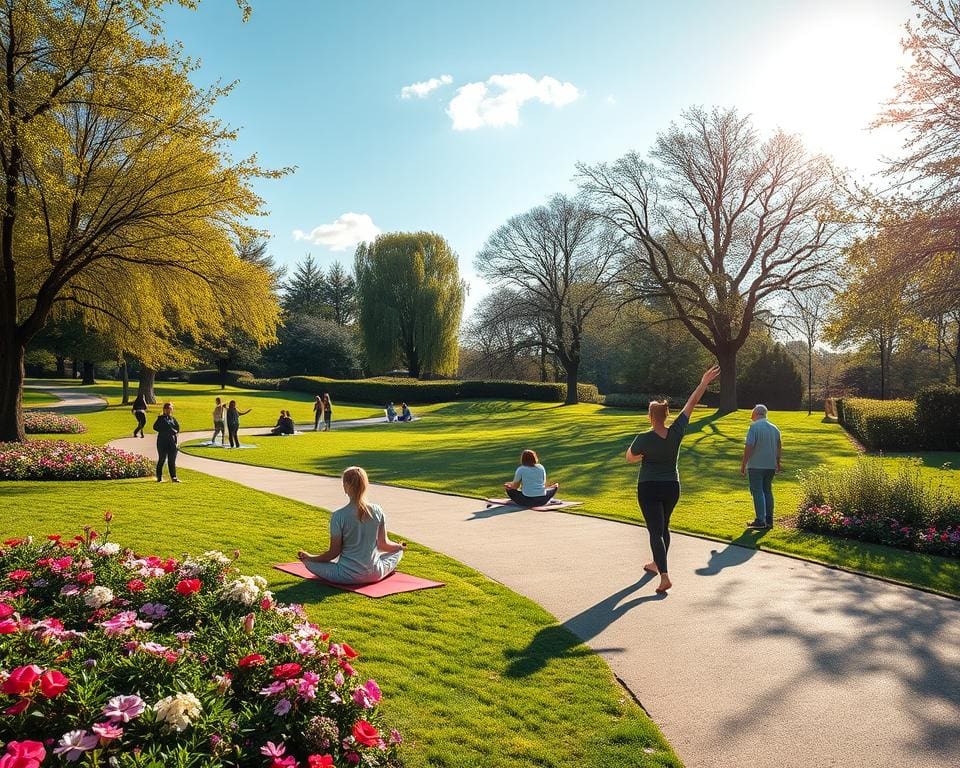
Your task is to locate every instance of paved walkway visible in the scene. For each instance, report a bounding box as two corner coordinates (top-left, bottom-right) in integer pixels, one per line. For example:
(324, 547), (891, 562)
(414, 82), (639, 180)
(31, 387), (960, 767)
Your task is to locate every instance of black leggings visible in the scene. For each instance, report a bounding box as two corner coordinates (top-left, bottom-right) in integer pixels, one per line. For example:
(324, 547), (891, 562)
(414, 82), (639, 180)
(157, 441), (178, 480)
(637, 481), (681, 574)
(506, 486), (557, 507)
(133, 411), (146, 437)
(228, 425), (240, 448)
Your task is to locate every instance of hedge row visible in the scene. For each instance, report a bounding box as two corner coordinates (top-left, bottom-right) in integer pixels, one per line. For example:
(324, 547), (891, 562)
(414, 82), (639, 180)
(281, 376), (600, 404)
(839, 386), (960, 452)
(601, 393), (686, 409)
(916, 385), (960, 450)
(186, 370), (288, 390)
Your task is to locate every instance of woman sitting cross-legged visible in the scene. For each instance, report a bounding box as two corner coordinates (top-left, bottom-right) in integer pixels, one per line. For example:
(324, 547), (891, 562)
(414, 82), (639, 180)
(503, 449), (559, 507)
(297, 466), (407, 585)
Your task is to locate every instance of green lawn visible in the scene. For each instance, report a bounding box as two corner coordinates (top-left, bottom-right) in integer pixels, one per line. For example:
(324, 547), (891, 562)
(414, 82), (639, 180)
(183, 400), (960, 596)
(21, 389), (58, 406)
(23, 378), (380, 445)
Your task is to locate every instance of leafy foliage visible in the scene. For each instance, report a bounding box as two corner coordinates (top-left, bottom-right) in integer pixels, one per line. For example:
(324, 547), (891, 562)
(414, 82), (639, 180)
(736, 343), (802, 409)
(265, 316), (362, 378)
(915, 384), (960, 450)
(840, 398), (919, 451)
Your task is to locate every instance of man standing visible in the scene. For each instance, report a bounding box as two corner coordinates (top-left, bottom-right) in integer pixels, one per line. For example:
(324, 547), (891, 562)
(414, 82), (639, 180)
(212, 397), (226, 446)
(741, 404), (781, 529)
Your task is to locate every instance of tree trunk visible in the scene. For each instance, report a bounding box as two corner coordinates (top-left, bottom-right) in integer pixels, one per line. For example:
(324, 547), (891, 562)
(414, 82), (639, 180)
(81, 361), (95, 385)
(879, 339), (887, 401)
(0, 340), (27, 442)
(563, 362), (580, 405)
(407, 347), (421, 379)
(71, 358), (79, 379)
(807, 344), (813, 416)
(55, 356), (66, 377)
(217, 358), (229, 390)
(716, 348), (738, 413)
(138, 367), (157, 405)
(120, 358), (130, 405)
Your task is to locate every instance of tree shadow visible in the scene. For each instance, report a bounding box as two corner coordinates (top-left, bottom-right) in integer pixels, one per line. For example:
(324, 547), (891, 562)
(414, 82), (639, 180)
(272, 577), (341, 606)
(505, 573), (664, 677)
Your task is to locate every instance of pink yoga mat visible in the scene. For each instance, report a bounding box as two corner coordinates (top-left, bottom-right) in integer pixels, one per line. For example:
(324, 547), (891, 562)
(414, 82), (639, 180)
(484, 498), (583, 512)
(273, 562), (444, 598)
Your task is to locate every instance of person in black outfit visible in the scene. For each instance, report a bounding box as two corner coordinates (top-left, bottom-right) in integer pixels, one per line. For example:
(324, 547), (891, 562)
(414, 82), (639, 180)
(270, 410), (295, 435)
(226, 400), (251, 448)
(153, 402), (180, 483)
(131, 393), (148, 438)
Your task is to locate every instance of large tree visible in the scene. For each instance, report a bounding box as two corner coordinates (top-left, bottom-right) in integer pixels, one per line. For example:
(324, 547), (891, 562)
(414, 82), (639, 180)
(578, 106), (843, 412)
(322, 261), (357, 326)
(281, 255), (325, 317)
(0, 0), (274, 439)
(355, 232), (464, 378)
(475, 195), (622, 404)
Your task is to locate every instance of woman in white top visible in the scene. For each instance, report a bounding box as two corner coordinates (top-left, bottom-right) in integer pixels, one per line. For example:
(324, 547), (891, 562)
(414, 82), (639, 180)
(297, 466), (406, 585)
(503, 449), (559, 507)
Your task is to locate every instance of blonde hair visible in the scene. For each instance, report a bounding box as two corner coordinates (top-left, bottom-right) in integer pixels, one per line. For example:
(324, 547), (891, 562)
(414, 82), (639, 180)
(342, 466), (371, 520)
(648, 399), (669, 423)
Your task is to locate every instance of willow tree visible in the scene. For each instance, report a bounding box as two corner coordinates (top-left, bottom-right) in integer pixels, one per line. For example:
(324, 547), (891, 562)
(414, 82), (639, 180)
(0, 0), (277, 440)
(355, 232), (465, 378)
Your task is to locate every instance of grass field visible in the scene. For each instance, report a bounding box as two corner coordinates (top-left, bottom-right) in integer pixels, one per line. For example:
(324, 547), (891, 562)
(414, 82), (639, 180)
(182, 400), (960, 596)
(21, 389), (58, 406)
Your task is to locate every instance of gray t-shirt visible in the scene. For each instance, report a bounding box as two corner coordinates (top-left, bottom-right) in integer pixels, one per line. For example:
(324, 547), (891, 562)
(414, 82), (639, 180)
(330, 502), (386, 581)
(745, 418), (781, 469)
(513, 463), (547, 496)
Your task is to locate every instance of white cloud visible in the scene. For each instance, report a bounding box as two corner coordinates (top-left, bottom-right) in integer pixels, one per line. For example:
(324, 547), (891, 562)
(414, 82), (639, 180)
(292, 213), (380, 251)
(400, 74), (453, 99)
(605, 94), (617, 105)
(446, 73), (580, 131)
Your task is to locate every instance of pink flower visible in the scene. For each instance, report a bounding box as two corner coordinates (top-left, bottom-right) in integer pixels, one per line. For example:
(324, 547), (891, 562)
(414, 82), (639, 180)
(260, 741), (287, 758)
(38, 669), (69, 698)
(243, 612), (255, 634)
(0, 619), (17, 634)
(0, 664), (41, 696)
(54, 729), (99, 762)
(92, 721), (123, 742)
(7, 570), (31, 582)
(351, 679), (382, 709)
(308, 756), (334, 768)
(0, 603), (13, 619)
(0, 740), (46, 768)
(274, 698), (292, 716)
(102, 694), (146, 722)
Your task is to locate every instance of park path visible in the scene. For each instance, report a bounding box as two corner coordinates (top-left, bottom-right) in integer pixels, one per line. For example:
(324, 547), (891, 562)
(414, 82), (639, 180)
(30, 387), (960, 768)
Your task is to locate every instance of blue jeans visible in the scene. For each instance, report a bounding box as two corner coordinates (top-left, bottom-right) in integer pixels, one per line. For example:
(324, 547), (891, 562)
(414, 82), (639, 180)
(748, 468), (776, 526)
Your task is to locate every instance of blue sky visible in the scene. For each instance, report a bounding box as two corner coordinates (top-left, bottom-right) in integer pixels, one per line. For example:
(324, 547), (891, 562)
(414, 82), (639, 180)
(164, 0), (913, 315)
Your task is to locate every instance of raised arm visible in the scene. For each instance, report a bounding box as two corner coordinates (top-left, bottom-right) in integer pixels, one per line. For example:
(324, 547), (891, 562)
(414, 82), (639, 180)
(682, 365), (721, 419)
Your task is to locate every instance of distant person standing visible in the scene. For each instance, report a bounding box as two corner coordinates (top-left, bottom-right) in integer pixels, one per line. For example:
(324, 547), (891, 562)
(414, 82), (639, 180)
(313, 395), (323, 431)
(131, 392), (148, 438)
(153, 402), (180, 483)
(386, 402), (397, 422)
(741, 404), (782, 529)
(211, 397), (227, 446)
(321, 393), (333, 431)
(226, 400), (252, 448)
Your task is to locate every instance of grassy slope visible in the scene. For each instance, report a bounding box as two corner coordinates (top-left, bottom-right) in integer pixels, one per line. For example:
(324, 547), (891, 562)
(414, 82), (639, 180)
(182, 400), (960, 596)
(21, 389), (58, 406)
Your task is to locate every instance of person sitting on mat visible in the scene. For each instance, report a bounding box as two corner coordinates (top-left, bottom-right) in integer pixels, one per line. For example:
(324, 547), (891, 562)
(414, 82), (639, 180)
(297, 466), (407, 585)
(386, 401), (397, 422)
(503, 449), (559, 507)
(270, 410), (295, 435)
(398, 402), (413, 422)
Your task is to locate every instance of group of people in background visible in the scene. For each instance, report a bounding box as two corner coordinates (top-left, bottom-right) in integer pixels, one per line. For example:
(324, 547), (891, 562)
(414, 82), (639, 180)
(385, 401), (413, 422)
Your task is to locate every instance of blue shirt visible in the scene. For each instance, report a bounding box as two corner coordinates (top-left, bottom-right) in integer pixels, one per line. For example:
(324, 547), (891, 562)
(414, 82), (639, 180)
(513, 464), (547, 496)
(745, 418), (781, 470)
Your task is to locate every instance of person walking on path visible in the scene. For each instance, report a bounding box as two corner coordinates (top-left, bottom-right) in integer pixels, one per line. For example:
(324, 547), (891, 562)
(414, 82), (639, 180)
(153, 402), (180, 483)
(313, 395), (323, 431)
(131, 392), (147, 438)
(625, 365), (721, 594)
(211, 397), (227, 446)
(741, 404), (782, 529)
(503, 449), (560, 507)
(297, 466), (407, 585)
(226, 400), (251, 448)
(321, 393), (333, 431)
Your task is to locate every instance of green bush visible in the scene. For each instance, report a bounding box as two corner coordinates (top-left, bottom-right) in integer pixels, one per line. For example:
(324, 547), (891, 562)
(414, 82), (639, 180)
(282, 376), (600, 404)
(737, 343), (802, 409)
(840, 398), (918, 451)
(186, 369), (254, 386)
(601, 393), (685, 409)
(915, 385), (960, 450)
(236, 376), (289, 391)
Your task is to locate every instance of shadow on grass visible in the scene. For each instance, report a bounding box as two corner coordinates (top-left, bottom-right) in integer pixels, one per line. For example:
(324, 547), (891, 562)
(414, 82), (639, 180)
(505, 573), (663, 678)
(272, 577), (340, 605)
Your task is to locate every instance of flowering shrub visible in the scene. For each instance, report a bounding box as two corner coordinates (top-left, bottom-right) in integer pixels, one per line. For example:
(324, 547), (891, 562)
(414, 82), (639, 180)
(23, 413), (86, 435)
(0, 523), (403, 766)
(0, 441), (151, 481)
(798, 457), (960, 558)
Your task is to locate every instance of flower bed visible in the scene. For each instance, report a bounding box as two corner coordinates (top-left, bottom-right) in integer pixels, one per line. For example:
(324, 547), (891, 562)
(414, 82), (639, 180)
(0, 441), (151, 481)
(23, 413), (87, 435)
(0, 523), (403, 766)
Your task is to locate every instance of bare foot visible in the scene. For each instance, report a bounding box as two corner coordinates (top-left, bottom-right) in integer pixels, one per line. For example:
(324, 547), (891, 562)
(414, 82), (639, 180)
(643, 562), (659, 575)
(655, 576), (672, 593)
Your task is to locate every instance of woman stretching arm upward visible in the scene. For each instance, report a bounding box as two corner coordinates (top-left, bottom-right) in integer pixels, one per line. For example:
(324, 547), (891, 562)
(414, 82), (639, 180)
(625, 365), (721, 594)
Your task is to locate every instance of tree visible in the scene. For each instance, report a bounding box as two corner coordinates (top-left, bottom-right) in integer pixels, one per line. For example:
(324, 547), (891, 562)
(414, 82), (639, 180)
(322, 261), (357, 326)
(355, 232), (465, 378)
(737, 342), (803, 410)
(281, 255), (326, 317)
(780, 286), (832, 414)
(578, 106), (843, 412)
(461, 289), (544, 381)
(475, 195), (622, 404)
(0, 0), (275, 440)
(264, 315), (361, 378)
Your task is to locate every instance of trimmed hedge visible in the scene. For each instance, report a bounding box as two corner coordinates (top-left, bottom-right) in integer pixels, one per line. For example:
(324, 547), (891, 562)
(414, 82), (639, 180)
(841, 398), (918, 451)
(916, 385), (960, 450)
(282, 376), (600, 404)
(601, 393), (686, 409)
(186, 369), (254, 386)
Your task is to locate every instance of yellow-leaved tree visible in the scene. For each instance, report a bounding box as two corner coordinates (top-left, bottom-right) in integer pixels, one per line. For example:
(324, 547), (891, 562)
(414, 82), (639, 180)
(0, 0), (281, 440)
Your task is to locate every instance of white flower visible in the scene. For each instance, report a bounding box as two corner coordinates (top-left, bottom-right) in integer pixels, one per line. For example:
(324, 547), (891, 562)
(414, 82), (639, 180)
(93, 542), (120, 556)
(221, 575), (266, 606)
(84, 586), (114, 608)
(153, 692), (202, 732)
(201, 550), (231, 565)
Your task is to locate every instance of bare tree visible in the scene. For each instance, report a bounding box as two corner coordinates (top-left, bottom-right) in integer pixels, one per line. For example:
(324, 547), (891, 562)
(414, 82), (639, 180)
(475, 195), (622, 404)
(779, 286), (833, 414)
(578, 106), (844, 412)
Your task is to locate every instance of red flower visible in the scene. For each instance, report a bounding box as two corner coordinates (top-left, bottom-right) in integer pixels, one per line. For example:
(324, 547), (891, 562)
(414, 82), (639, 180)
(2, 538), (23, 547)
(352, 719), (381, 747)
(238, 653), (266, 668)
(47, 534), (62, 542)
(161, 558), (178, 573)
(0, 664), (41, 696)
(0, 603), (13, 619)
(2, 699), (29, 717)
(0, 619), (18, 634)
(126, 579), (146, 593)
(308, 756), (334, 768)
(175, 579), (201, 596)
(7, 570), (31, 582)
(76, 571), (95, 585)
(38, 669), (69, 698)
(341, 642), (359, 659)
(272, 663), (302, 680)
(0, 739), (45, 768)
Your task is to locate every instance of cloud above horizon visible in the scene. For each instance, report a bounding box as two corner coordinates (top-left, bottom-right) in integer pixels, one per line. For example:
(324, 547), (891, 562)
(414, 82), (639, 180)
(446, 73), (580, 130)
(292, 213), (381, 251)
(400, 74), (453, 99)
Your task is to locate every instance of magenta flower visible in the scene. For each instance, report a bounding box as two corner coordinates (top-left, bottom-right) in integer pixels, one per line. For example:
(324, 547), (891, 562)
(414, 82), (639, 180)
(92, 721), (123, 742)
(102, 694), (146, 722)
